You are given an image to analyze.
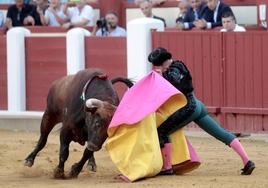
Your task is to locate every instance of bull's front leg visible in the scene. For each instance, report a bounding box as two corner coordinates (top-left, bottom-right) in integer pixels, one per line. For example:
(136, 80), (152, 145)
(68, 148), (94, 178)
(54, 129), (71, 179)
(87, 152), (97, 172)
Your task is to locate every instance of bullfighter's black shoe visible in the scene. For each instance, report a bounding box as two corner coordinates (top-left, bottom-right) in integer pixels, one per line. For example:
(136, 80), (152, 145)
(241, 160), (255, 175)
(158, 168), (174, 175)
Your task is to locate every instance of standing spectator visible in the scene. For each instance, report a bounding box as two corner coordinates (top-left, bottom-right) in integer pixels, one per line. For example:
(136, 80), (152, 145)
(5, 0), (35, 29)
(95, 12), (126, 36)
(175, 0), (189, 24)
(220, 11), (245, 32)
(62, 0), (95, 29)
(195, 0), (233, 29)
(138, 0), (166, 27)
(177, 0), (212, 30)
(0, 10), (4, 27)
(43, 0), (68, 26)
(31, 0), (49, 26)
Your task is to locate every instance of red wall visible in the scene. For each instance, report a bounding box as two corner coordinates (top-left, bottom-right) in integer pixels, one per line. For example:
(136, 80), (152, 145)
(0, 35), (7, 110)
(222, 32), (268, 132)
(25, 37), (67, 111)
(152, 31), (268, 133)
(85, 37), (128, 99)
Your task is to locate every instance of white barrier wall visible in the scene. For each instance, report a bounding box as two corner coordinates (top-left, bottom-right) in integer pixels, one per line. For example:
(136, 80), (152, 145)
(66, 28), (91, 75)
(6, 27), (31, 112)
(127, 18), (164, 81)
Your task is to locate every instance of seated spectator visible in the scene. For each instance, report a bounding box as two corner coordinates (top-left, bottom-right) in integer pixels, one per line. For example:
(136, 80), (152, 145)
(43, 0), (68, 26)
(62, 0), (95, 29)
(177, 0), (212, 30)
(175, 0), (189, 27)
(30, 0), (49, 26)
(0, 0), (16, 4)
(138, 0), (166, 27)
(95, 11), (126, 36)
(195, 0), (233, 29)
(5, 0), (35, 29)
(0, 10), (4, 27)
(135, 0), (166, 6)
(220, 11), (245, 32)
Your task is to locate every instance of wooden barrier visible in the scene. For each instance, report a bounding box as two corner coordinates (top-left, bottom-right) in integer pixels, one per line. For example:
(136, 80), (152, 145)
(222, 32), (268, 132)
(152, 30), (268, 132)
(0, 35), (7, 110)
(85, 36), (128, 99)
(25, 37), (66, 111)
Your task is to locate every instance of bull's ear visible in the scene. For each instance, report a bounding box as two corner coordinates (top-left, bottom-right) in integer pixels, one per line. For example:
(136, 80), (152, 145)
(85, 106), (97, 114)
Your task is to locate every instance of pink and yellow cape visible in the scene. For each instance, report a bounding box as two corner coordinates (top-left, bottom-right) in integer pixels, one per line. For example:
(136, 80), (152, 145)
(105, 71), (200, 182)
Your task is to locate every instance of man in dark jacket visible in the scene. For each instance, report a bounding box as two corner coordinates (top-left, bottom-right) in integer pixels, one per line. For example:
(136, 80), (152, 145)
(177, 0), (212, 30)
(195, 0), (233, 29)
(5, 0), (35, 29)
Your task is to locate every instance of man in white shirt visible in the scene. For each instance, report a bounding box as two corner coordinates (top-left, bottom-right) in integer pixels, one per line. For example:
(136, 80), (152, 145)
(95, 12), (126, 36)
(220, 11), (246, 32)
(138, 0), (166, 27)
(62, 0), (94, 29)
(44, 0), (68, 26)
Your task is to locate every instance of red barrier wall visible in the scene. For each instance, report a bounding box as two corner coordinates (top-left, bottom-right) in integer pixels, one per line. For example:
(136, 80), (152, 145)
(222, 32), (268, 132)
(85, 37), (128, 99)
(25, 37), (66, 111)
(0, 36), (7, 110)
(152, 31), (223, 129)
(152, 31), (268, 132)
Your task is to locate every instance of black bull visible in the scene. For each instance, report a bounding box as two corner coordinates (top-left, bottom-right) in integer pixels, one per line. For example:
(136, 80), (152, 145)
(24, 69), (133, 179)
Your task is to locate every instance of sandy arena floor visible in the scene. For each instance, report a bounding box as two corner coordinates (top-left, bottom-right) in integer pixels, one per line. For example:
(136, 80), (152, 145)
(0, 129), (267, 188)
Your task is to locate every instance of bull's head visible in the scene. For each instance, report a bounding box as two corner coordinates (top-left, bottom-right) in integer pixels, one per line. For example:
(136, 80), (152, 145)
(84, 98), (117, 151)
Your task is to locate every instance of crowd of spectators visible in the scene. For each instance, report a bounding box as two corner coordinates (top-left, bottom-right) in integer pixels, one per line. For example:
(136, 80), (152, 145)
(0, 0), (248, 34)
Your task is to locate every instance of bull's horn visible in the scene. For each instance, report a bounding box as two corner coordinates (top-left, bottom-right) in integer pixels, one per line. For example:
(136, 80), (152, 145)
(85, 98), (104, 108)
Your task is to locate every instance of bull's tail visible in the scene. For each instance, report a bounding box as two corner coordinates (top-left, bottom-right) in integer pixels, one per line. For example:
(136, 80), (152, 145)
(111, 77), (134, 88)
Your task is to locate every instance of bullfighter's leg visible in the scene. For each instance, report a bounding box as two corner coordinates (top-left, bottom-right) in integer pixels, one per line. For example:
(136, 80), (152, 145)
(68, 148), (94, 178)
(54, 129), (71, 179)
(25, 110), (60, 167)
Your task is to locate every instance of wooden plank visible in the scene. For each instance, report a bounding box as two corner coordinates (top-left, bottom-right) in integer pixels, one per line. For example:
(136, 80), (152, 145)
(25, 37), (66, 111)
(0, 36), (7, 110)
(85, 37), (127, 99)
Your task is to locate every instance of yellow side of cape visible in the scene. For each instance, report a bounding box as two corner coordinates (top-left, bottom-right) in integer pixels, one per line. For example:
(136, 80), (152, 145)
(105, 94), (190, 182)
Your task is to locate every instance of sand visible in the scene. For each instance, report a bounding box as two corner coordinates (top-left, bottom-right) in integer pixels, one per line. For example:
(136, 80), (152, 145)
(0, 129), (267, 188)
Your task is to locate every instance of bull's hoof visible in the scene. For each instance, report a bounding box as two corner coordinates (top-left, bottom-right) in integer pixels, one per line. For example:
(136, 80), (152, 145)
(53, 167), (65, 179)
(68, 163), (82, 178)
(87, 161), (97, 172)
(24, 159), (34, 167)
(88, 158), (97, 172)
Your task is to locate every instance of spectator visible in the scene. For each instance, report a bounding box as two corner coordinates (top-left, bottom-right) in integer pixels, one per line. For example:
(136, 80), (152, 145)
(62, 0), (95, 29)
(195, 0), (233, 29)
(135, 0), (166, 6)
(138, 0), (166, 27)
(31, 0), (49, 26)
(43, 0), (68, 26)
(95, 11), (126, 36)
(175, 0), (189, 27)
(5, 0), (35, 29)
(177, 0), (212, 30)
(220, 11), (245, 32)
(0, 0), (15, 4)
(0, 10), (4, 27)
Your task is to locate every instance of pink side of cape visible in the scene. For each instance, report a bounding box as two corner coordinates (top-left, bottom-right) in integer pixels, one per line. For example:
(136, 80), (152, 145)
(109, 71), (182, 128)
